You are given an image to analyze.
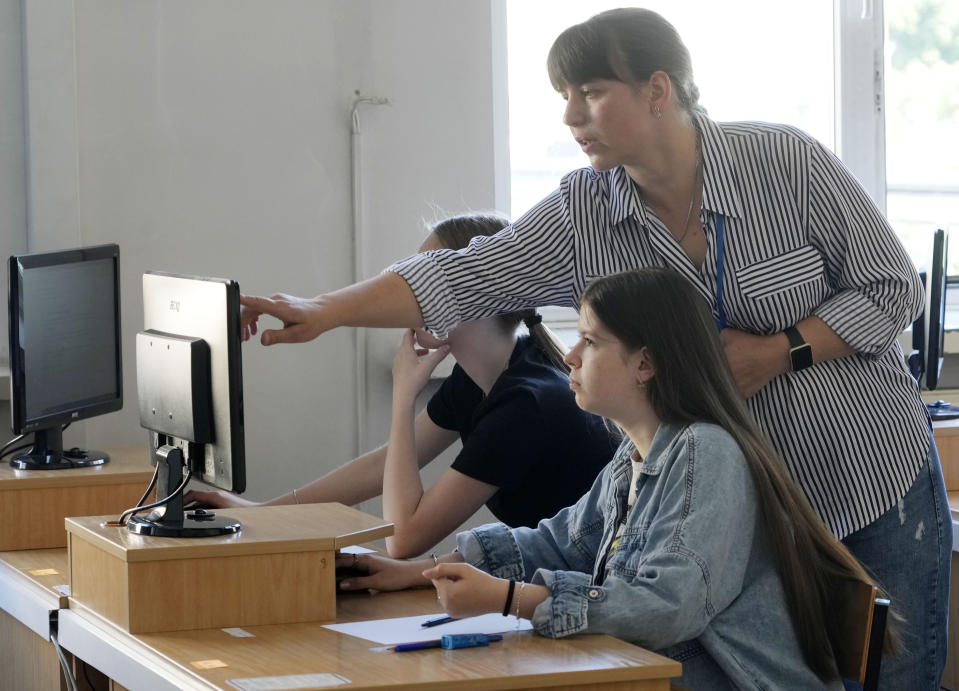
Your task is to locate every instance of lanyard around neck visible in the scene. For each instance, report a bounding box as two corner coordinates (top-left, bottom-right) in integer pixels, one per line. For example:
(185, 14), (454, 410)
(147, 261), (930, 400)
(714, 213), (727, 330)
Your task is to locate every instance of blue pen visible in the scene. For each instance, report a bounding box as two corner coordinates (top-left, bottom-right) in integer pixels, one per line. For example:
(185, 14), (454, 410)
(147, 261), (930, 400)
(421, 615), (456, 628)
(393, 633), (503, 652)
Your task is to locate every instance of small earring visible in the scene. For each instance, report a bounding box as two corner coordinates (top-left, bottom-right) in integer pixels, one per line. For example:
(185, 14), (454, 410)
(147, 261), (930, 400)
(652, 105), (662, 119)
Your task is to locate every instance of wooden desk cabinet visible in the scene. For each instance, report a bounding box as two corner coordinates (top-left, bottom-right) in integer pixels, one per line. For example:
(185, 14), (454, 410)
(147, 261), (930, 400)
(933, 418), (959, 491)
(935, 419), (959, 688)
(66, 503), (392, 634)
(0, 446), (155, 550)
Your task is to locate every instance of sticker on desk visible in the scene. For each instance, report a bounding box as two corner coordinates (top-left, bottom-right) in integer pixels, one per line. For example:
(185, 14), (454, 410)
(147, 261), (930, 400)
(191, 659), (229, 670)
(28, 568), (59, 576)
(222, 627), (256, 638)
(54, 584), (71, 597)
(227, 673), (350, 690)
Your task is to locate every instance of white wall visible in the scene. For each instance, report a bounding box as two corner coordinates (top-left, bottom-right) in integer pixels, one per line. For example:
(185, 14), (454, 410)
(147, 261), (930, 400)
(0, 0), (27, 366)
(14, 0), (501, 542)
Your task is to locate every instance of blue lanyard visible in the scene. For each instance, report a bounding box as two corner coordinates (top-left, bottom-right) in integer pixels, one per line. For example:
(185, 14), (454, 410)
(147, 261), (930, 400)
(714, 213), (727, 330)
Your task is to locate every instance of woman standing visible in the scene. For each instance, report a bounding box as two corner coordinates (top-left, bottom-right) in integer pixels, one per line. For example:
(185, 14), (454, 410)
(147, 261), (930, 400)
(243, 10), (947, 687)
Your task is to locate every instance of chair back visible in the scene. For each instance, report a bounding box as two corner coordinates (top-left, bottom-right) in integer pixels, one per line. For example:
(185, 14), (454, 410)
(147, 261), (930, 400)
(831, 579), (888, 690)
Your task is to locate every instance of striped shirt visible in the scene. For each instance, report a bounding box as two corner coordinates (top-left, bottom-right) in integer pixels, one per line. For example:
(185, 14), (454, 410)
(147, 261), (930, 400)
(390, 112), (930, 538)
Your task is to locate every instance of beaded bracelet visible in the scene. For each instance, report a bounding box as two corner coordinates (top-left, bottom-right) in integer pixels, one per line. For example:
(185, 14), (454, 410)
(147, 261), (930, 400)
(503, 580), (516, 617)
(514, 582), (526, 623)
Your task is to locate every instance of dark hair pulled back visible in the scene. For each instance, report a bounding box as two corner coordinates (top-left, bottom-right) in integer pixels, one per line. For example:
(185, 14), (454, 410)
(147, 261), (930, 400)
(427, 213), (570, 373)
(547, 8), (702, 115)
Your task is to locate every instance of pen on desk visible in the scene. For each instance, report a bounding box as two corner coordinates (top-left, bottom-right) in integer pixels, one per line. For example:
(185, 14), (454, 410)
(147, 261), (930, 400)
(421, 615), (456, 628)
(393, 633), (503, 652)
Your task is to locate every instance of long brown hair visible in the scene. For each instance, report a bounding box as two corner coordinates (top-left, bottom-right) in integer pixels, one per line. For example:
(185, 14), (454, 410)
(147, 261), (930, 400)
(582, 267), (891, 680)
(547, 8), (703, 116)
(428, 213), (569, 372)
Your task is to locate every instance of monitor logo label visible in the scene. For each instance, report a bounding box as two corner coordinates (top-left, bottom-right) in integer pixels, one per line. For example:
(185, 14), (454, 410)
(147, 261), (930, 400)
(169, 300), (180, 312)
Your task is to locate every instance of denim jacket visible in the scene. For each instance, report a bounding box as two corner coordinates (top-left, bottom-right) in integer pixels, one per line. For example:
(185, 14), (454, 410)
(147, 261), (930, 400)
(457, 422), (842, 690)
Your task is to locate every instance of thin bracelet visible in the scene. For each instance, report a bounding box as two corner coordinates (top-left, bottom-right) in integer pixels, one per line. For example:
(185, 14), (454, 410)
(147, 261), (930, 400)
(503, 580), (516, 617)
(514, 582), (526, 623)
(430, 553), (439, 567)
(292, 488), (300, 504)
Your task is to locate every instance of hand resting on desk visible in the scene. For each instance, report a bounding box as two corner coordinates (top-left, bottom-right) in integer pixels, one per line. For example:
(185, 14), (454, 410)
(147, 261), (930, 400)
(335, 552), (435, 592)
(183, 488), (258, 509)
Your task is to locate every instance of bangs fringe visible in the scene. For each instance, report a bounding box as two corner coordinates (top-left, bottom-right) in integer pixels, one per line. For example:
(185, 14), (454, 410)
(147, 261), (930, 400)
(547, 22), (622, 91)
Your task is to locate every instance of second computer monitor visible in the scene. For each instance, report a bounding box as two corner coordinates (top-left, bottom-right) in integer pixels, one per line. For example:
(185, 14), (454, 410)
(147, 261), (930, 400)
(140, 271), (245, 492)
(7, 244), (122, 469)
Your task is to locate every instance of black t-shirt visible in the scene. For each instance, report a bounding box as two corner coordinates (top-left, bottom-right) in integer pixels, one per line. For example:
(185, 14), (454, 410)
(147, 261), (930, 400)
(426, 336), (618, 528)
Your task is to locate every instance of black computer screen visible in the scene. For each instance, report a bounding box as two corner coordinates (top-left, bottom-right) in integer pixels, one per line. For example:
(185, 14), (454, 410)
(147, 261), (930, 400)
(8, 244), (122, 468)
(20, 259), (118, 419)
(925, 228), (949, 391)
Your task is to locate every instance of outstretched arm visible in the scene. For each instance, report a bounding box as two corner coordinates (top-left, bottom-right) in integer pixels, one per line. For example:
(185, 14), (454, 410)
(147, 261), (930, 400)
(185, 408), (458, 509)
(241, 271), (423, 346)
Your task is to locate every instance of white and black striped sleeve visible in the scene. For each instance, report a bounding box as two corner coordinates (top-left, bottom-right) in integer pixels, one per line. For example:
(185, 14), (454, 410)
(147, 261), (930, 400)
(388, 188), (578, 337)
(806, 137), (924, 354)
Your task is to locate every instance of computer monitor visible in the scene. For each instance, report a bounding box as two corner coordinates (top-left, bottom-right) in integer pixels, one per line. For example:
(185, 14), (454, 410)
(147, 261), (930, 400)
(125, 271), (245, 537)
(908, 229), (957, 419)
(7, 244), (122, 469)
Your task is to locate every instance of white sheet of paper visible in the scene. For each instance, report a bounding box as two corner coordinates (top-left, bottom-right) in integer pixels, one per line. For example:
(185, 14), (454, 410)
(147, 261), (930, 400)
(323, 612), (532, 645)
(338, 545), (376, 554)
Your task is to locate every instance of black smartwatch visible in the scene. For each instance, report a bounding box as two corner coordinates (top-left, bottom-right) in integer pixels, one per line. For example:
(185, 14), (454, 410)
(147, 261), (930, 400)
(784, 326), (813, 372)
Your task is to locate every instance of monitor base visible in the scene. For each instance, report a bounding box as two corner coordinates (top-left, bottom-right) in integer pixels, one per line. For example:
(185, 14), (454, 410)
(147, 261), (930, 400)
(928, 400), (959, 421)
(9, 448), (109, 470)
(125, 509), (241, 537)
(125, 444), (242, 538)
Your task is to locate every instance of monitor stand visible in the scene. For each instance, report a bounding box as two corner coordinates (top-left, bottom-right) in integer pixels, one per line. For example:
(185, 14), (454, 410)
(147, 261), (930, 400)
(928, 399), (959, 421)
(9, 427), (109, 470)
(126, 445), (241, 537)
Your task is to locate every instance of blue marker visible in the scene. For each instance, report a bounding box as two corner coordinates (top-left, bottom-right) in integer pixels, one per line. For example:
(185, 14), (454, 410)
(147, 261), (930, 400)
(393, 633), (503, 652)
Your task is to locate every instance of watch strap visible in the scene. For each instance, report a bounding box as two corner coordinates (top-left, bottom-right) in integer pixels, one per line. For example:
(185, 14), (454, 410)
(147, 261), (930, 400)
(784, 326), (804, 350)
(784, 326), (812, 372)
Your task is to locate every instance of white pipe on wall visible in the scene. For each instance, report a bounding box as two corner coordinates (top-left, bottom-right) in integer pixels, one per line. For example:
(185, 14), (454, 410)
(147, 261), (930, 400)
(350, 92), (390, 456)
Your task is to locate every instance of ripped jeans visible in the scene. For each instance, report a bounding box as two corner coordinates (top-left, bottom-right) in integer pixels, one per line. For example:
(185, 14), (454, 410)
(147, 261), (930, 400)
(841, 431), (950, 691)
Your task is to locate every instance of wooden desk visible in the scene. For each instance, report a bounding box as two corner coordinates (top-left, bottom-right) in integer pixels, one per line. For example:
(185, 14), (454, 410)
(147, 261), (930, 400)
(0, 548), (70, 690)
(59, 583), (679, 690)
(934, 418), (959, 490)
(0, 445), (155, 550)
(943, 491), (959, 688)
(936, 415), (959, 687)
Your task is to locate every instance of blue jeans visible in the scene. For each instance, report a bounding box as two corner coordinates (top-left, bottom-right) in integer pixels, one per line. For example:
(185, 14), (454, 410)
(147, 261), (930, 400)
(841, 431), (951, 691)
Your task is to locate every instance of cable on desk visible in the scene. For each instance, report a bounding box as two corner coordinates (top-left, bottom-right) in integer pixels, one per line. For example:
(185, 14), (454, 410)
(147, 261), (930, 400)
(116, 467), (191, 526)
(0, 433), (28, 459)
(131, 463), (160, 511)
(1, 423), (72, 460)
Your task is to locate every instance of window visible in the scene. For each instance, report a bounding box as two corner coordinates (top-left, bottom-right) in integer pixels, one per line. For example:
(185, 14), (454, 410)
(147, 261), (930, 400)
(884, 0), (959, 274)
(505, 0), (959, 333)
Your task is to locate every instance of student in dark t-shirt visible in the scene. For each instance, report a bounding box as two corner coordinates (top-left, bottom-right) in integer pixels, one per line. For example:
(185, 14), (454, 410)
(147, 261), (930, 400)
(187, 213), (618, 557)
(427, 335), (614, 529)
